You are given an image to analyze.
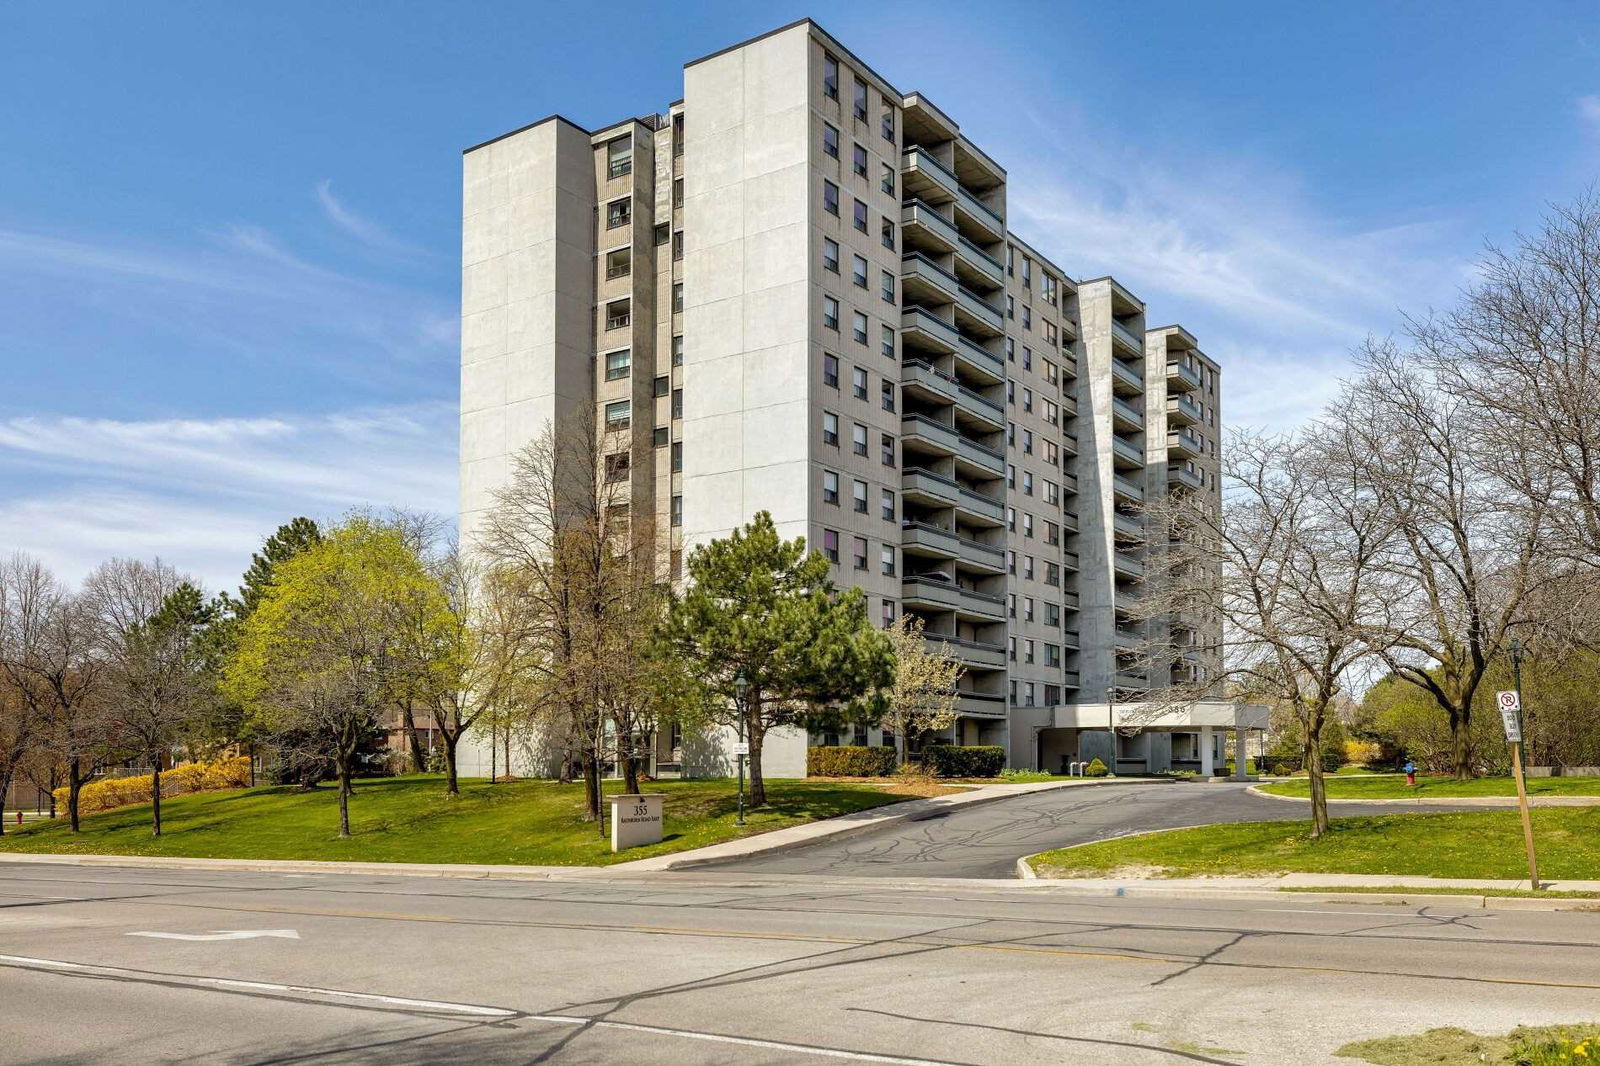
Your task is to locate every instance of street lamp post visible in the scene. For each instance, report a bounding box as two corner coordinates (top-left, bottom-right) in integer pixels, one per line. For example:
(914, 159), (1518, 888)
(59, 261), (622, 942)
(1105, 685), (1116, 773)
(733, 671), (749, 827)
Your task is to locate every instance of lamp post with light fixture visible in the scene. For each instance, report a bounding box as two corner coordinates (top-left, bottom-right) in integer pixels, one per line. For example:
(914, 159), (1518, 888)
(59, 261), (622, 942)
(733, 671), (749, 827)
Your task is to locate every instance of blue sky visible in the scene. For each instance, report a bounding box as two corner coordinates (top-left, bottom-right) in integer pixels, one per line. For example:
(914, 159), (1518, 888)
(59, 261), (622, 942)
(3, 1), (1598, 589)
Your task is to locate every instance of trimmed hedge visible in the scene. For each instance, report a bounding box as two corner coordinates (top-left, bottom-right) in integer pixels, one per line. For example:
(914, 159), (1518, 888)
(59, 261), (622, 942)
(807, 745), (897, 777)
(1084, 757), (1109, 778)
(923, 745), (1005, 778)
(56, 756), (252, 814)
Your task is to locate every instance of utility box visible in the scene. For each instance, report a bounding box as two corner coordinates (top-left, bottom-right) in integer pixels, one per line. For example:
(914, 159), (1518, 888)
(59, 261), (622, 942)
(608, 793), (664, 852)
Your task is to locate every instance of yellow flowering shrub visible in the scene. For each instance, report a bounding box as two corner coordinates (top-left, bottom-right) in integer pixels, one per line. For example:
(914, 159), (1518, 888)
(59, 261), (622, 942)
(54, 756), (252, 814)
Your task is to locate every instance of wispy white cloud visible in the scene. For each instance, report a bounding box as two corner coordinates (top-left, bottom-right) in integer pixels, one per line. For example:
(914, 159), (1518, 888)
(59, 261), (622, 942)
(0, 405), (456, 590)
(1580, 94), (1600, 132)
(314, 179), (418, 255)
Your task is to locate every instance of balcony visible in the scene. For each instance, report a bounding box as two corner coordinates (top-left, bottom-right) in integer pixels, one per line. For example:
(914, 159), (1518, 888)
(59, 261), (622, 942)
(957, 691), (1008, 718)
(957, 585), (1007, 622)
(954, 434), (1006, 477)
(1112, 473), (1144, 503)
(955, 384), (1005, 431)
(1114, 512), (1146, 541)
(1061, 628), (1081, 651)
(956, 486), (1005, 526)
(1168, 463), (1204, 491)
(902, 574), (962, 611)
(1111, 395), (1144, 431)
(902, 199), (959, 255)
(1061, 549), (1080, 572)
(1114, 671), (1150, 691)
(902, 307), (960, 356)
(955, 236), (1005, 287)
(954, 284), (1005, 337)
(1167, 361), (1203, 392)
(901, 521), (959, 560)
(952, 336), (1005, 385)
(901, 147), (1005, 244)
(1061, 670), (1081, 690)
(1167, 393), (1202, 426)
(1113, 551), (1145, 579)
(902, 467), (962, 509)
(1167, 426), (1203, 459)
(1061, 430), (1079, 457)
(957, 535), (1005, 574)
(1111, 318), (1145, 356)
(1111, 435), (1144, 469)
(902, 413), (959, 458)
(1110, 357), (1144, 396)
(933, 634), (1006, 669)
(901, 252), (961, 308)
(901, 360), (961, 408)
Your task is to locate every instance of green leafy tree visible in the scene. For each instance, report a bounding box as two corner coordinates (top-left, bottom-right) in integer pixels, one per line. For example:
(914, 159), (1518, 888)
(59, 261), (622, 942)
(222, 517), (453, 837)
(661, 512), (893, 807)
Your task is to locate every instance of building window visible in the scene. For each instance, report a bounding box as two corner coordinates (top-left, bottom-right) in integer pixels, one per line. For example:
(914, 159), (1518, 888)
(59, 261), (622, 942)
(1023, 387), (1033, 413)
(605, 299), (630, 330)
(823, 237), (839, 273)
(604, 400), (631, 429)
(671, 441), (682, 472)
(1023, 470), (1034, 496)
(853, 310), (868, 344)
(654, 222), (669, 245)
(881, 104), (895, 143)
(1023, 428), (1033, 455)
(1042, 273), (1057, 306)
(673, 177), (684, 207)
(853, 536), (868, 570)
(880, 544), (896, 576)
(881, 270), (894, 303)
(881, 433), (895, 467)
(672, 283), (682, 312)
(853, 199), (868, 233)
(853, 77), (868, 121)
(824, 180), (839, 216)
(1022, 513), (1034, 539)
(672, 112), (684, 156)
(604, 349), (631, 381)
(1022, 346), (1032, 371)
(881, 325), (895, 360)
(1008, 593), (1017, 618)
(1022, 304), (1032, 331)
(853, 479), (869, 514)
(1006, 294), (1015, 319)
(1007, 550), (1016, 575)
(672, 230), (683, 261)
(669, 495), (682, 527)
(823, 53), (839, 99)
(881, 600), (896, 628)
(853, 254), (868, 288)
(823, 411), (840, 447)
(852, 422), (868, 456)
(824, 353), (840, 388)
(1022, 256), (1032, 289)
(881, 162), (895, 196)
(606, 198), (631, 229)
(1045, 562), (1060, 586)
(1045, 521), (1059, 546)
(1008, 637), (1017, 662)
(605, 247), (631, 279)
(881, 218), (894, 250)
(852, 366), (867, 400)
(1045, 603), (1060, 626)
(1025, 640), (1036, 665)
(653, 426), (669, 447)
(881, 380), (895, 412)
(1024, 597), (1035, 622)
(672, 335), (684, 366)
(1023, 555), (1035, 580)
(823, 122), (839, 158)
(605, 451), (630, 484)
(671, 388), (683, 419)
(853, 143), (868, 177)
(653, 375), (669, 398)
(823, 295), (840, 330)
(822, 529), (840, 563)
(881, 488), (895, 521)
(823, 470), (839, 505)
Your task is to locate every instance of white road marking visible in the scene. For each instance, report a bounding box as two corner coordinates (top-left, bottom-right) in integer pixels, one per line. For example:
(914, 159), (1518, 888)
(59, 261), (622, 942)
(129, 929), (301, 941)
(525, 1014), (967, 1065)
(0, 953), (516, 1017)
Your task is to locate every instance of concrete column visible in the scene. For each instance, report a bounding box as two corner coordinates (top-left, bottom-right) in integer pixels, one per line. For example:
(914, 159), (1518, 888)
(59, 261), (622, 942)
(1231, 706), (1250, 781)
(1200, 725), (1214, 777)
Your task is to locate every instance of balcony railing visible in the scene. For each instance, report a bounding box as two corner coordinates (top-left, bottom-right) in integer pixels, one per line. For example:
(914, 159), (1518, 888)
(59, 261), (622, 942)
(1111, 395), (1144, 429)
(1112, 473), (1144, 502)
(1168, 393), (1203, 425)
(1111, 318), (1145, 354)
(1167, 360), (1202, 392)
(607, 158), (633, 179)
(1110, 357), (1144, 393)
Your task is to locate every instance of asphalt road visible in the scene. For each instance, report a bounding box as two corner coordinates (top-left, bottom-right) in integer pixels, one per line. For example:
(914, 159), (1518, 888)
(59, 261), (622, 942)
(706, 780), (1471, 878)
(2, 860), (1598, 1065)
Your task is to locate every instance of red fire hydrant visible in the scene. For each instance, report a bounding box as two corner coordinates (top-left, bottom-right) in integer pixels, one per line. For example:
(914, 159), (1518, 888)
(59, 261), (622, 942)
(1404, 760), (1417, 787)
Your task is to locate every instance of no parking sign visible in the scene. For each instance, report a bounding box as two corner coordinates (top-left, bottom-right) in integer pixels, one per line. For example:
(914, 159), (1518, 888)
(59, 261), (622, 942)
(1496, 690), (1522, 743)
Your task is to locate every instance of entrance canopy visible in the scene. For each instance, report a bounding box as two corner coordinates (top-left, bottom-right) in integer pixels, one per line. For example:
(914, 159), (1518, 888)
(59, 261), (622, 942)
(1052, 699), (1269, 732)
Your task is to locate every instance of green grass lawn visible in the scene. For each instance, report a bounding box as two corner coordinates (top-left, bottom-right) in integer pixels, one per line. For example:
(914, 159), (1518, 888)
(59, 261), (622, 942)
(1258, 775), (1600, 799)
(0, 774), (918, 866)
(1029, 808), (1600, 880)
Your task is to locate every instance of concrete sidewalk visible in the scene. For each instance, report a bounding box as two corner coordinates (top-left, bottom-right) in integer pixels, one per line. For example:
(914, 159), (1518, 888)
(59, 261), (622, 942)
(1247, 785), (1600, 807)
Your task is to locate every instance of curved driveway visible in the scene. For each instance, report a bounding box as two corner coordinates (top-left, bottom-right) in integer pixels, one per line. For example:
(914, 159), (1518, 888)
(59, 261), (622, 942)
(705, 781), (1469, 879)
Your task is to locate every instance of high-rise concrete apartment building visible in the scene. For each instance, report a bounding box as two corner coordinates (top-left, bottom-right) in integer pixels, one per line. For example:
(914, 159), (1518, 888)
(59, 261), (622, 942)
(458, 19), (1230, 779)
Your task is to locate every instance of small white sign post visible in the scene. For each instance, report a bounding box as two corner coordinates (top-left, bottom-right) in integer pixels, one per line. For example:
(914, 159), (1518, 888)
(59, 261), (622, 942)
(608, 793), (665, 853)
(1495, 690), (1540, 888)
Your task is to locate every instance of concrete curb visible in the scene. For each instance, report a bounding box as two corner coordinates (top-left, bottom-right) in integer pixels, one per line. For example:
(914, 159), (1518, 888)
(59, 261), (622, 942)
(0, 851), (581, 881)
(1245, 784), (1600, 807)
(611, 776), (1175, 872)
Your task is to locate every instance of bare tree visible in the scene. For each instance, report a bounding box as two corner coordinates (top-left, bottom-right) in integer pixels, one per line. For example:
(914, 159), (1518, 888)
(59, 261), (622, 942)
(881, 616), (963, 766)
(0, 555), (112, 832)
(476, 410), (665, 828)
(1329, 343), (1551, 780)
(1136, 432), (1395, 836)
